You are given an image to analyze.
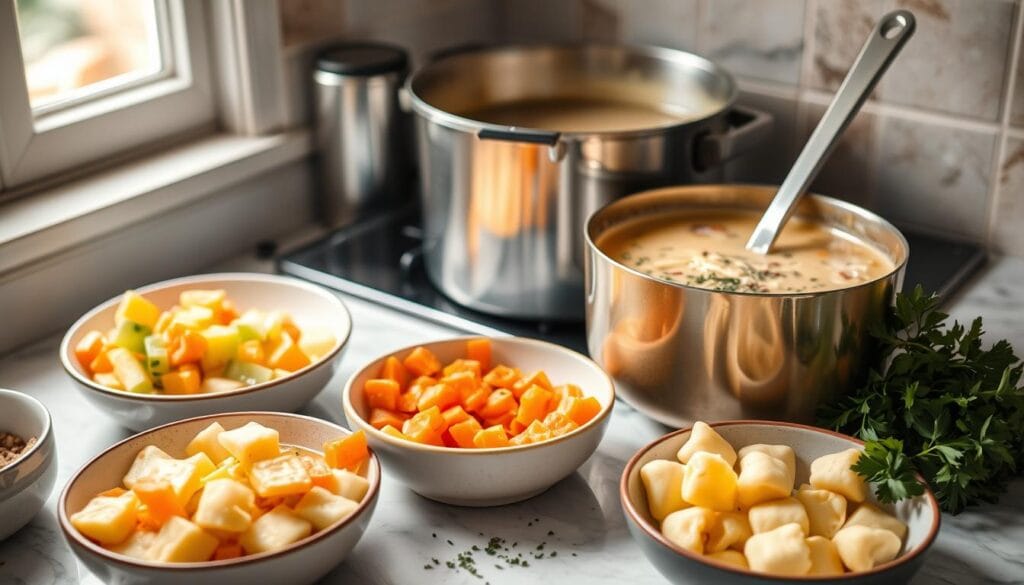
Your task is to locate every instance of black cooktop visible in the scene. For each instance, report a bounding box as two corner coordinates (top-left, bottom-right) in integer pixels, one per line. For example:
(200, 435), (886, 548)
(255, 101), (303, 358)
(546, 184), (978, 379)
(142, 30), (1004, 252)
(279, 207), (986, 354)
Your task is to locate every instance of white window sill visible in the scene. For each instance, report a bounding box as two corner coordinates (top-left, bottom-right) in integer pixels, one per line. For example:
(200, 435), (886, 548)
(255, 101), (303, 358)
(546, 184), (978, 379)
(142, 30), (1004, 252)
(0, 130), (313, 275)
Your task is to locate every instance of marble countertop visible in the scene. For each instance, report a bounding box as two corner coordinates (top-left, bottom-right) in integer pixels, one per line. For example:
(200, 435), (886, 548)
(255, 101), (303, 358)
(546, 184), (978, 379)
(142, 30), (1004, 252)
(1, 251), (1023, 585)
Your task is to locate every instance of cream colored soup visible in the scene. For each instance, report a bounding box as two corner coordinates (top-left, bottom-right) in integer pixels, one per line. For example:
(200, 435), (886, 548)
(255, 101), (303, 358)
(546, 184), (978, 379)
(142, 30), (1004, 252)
(598, 211), (894, 293)
(461, 98), (687, 133)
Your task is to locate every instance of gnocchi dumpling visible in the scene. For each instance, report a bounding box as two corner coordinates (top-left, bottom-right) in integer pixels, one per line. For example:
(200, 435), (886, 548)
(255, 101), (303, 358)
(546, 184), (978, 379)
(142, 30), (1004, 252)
(681, 452), (738, 511)
(707, 549), (748, 569)
(706, 511), (752, 553)
(737, 451), (792, 508)
(748, 497), (809, 535)
(794, 485), (847, 538)
(737, 444), (796, 487)
(661, 507), (717, 555)
(843, 503), (907, 541)
(744, 523), (812, 576)
(676, 422), (737, 466)
(640, 459), (689, 521)
(806, 535), (845, 576)
(809, 449), (868, 503)
(832, 525), (902, 572)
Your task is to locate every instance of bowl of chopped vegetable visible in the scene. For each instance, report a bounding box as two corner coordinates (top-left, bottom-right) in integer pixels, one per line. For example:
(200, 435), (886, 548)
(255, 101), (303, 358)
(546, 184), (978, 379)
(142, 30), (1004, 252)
(621, 420), (940, 584)
(59, 412), (379, 585)
(342, 336), (615, 506)
(60, 273), (352, 431)
(0, 388), (57, 541)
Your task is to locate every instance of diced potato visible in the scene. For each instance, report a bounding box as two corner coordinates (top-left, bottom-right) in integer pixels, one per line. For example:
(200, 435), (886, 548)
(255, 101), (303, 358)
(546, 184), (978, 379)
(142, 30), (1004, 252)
(639, 459), (688, 521)
(248, 454), (313, 498)
(186, 422), (232, 464)
(795, 485), (847, 538)
(297, 325), (336, 362)
(660, 507), (716, 555)
(170, 306), (216, 331)
(706, 511), (752, 553)
(737, 444), (796, 488)
(200, 377), (246, 394)
(180, 289), (226, 311)
(147, 516), (219, 563)
(122, 445), (173, 489)
(681, 452), (737, 511)
(193, 478), (256, 533)
(676, 422), (737, 466)
(93, 372), (123, 391)
(105, 529), (156, 560)
(108, 347), (153, 394)
(70, 492), (140, 545)
(748, 497), (810, 535)
(217, 422), (280, 467)
(842, 503), (907, 542)
(239, 505), (312, 555)
(131, 453), (215, 506)
(832, 525), (902, 572)
(116, 291), (161, 330)
(806, 535), (845, 576)
(744, 523), (812, 576)
(266, 332), (311, 372)
(321, 468), (369, 502)
(737, 451), (793, 508)
(200, 325), (241, 372)
(707, 550), (748, 570)
(809, 448), (868, 503)
(293, 486), (359, 530)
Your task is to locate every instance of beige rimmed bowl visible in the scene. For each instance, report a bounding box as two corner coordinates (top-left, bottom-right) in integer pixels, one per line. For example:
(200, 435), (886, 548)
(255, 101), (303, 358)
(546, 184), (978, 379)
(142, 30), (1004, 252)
(342, 336), (615, 506)
(59, 412), (380, 585)
(60, 273), (352, 431)
(621, 420), (940, 584)
(0, 388), (57, 541)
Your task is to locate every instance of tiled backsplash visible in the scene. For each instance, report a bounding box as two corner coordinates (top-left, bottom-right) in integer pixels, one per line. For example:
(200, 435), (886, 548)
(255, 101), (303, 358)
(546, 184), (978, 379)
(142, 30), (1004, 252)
(282, 0), (1024, 255)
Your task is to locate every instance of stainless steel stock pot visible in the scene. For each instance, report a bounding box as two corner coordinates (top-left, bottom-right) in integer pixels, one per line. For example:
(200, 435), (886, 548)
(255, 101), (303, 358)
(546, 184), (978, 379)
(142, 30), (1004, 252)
(407, 44), (772, 320)
(585, 185), (908, 427)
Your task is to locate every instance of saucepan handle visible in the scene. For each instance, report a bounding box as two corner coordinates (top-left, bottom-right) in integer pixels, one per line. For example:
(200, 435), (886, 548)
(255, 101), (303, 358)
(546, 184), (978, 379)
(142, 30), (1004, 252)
(693, 105), (774, 171)
(478, 127), (566, 162)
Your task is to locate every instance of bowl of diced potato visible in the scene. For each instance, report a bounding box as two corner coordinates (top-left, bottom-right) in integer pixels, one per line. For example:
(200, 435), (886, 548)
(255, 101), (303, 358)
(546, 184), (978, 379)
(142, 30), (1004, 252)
(342, 336), (615, 506)
(60, 273), (352, 431)
(58, 412), (379, 585)
(621, 421), (940, 584)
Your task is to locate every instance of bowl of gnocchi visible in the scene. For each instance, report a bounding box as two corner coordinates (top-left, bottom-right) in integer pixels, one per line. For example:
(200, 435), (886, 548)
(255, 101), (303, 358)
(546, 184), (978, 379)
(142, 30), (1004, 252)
(620, 421), (940, 584)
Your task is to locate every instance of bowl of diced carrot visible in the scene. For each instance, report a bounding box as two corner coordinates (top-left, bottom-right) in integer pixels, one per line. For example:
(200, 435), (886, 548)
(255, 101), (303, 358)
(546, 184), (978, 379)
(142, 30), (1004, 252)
(342, 336), (615, 506)
(60, 273), (352, 431)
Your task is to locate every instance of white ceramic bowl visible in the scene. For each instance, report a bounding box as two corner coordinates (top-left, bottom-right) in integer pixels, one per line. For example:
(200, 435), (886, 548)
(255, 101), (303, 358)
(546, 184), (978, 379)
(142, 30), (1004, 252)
(59, 412), (380, 585)
(342, 336), (615, 506)
(0, 388), (57, 541)
(60, 273), (352, 431)
(621, 421), (940, 585)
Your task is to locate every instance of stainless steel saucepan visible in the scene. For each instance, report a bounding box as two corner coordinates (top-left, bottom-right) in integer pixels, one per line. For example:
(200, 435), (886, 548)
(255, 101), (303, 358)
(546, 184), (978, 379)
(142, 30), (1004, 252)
(406, 44), (772, 320)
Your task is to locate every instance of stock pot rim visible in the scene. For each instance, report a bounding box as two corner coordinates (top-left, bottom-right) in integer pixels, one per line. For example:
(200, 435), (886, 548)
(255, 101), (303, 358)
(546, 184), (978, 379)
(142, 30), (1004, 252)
(585, 184), (910, 298)
(405, 42), (739, 139)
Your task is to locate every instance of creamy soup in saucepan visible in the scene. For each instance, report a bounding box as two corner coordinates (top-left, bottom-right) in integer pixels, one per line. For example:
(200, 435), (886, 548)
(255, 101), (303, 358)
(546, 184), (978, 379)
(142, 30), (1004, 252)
(461, 98), (688, 133)
(597, 211), (894, 293)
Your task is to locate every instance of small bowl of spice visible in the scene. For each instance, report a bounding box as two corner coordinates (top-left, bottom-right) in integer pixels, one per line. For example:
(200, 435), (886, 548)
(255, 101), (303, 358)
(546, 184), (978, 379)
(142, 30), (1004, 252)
(0, 388), (57, 541)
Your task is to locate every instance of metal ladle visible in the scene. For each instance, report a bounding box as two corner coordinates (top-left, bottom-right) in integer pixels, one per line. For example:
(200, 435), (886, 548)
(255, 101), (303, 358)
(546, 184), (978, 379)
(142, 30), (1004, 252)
(746, 10), (916, 254)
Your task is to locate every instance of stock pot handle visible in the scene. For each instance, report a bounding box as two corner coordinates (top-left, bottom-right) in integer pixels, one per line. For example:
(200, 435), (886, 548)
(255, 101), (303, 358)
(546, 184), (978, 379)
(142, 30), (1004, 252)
(693, 105), (774, 171)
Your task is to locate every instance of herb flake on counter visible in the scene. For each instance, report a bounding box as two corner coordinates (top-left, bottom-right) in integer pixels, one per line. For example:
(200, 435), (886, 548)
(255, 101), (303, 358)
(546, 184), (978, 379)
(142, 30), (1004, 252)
(820, 285), (1024, 514)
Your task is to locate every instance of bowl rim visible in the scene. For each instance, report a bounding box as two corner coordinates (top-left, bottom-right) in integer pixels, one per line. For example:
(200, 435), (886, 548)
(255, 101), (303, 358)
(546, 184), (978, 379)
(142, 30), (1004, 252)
(0, 388), (53, 479)
(58, 272), (353, 402)
(58, 411), (381, 571)
(619, 419), (941, 581)
(342, 335), (616, 455)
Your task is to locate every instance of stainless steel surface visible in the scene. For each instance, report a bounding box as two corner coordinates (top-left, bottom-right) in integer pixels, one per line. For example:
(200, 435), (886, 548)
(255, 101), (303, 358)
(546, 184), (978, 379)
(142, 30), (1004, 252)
(747, 10), (915, 254)
(407, 44), (772, 320)
(585, 185), (908, 428)
(314, 61), (410, 227)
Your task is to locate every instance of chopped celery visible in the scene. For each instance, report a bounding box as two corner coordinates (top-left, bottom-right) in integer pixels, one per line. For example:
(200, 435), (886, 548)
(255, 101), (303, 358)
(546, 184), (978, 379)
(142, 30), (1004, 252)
(224, 360), (274, 386)
(112, 320), (151, 354)
(144, 335), (170, 380)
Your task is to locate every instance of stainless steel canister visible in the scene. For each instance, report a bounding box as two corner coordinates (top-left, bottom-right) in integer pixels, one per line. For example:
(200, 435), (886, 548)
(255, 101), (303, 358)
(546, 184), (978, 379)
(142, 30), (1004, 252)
(407, 44), (773, 321)
(585, 185), (908, 427)
(314, 42), (410, 226)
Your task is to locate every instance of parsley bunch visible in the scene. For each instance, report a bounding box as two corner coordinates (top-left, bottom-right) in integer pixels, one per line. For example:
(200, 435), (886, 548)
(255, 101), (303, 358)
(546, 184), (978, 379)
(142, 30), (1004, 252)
(820, 285), (1024, 514)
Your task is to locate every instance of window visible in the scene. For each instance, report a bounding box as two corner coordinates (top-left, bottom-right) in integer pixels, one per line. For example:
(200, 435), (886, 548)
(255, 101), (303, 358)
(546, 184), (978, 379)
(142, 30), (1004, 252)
(0, 0), (216, 190)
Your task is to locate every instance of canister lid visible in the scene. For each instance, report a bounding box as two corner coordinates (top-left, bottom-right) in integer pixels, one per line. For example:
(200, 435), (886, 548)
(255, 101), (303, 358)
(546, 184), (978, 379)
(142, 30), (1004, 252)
(315, 42), (409, 77)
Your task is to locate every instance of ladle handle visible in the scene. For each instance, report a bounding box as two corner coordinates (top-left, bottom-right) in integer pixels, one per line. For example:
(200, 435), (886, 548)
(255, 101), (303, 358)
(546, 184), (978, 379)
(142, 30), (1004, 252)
(746, 10), (915, 254)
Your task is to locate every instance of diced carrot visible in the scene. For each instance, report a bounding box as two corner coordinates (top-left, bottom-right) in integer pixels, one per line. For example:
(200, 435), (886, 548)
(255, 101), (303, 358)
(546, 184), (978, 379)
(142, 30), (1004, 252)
(169, 331), (208, 367)
(75, 331), (107, 372)
(402, 347), (441, 377)
(483, 411), (515, 430)
(559, 396), (602, 426)
(441, 405), (471, 428)
(448, 417), (483, 448)
(213, 543), (243, 561)
(477, 388), (517, 420)
(442, 358), (482, 379)
(462, 386), (492, 414)
(402, 406), (446, 445)
(323, 430), (369, 471)
(512, 370), (553, 399)
(441, 431), (459, 448)
(380, 424), (409, 440)
(89, 348), (114, 374)
(483, 365), (521, 389)
(98, 487), (127, 498)
(472, 425), (509, 448)
(369, 407), (408, 430)
(237, 339), (265, 365)
(132, 479), (185, 525)
(515, 385), (555, 427)
(380, 356), (410, 390)
(509, 419), (527, 436)
(396, 387), (423, 413)
(365, 378), (401, 410)
(442, 370), (478, 400)
(282, 320), (302, 343)
(466, 339), (492, 372)
(161, 366), (201, 395)
(298, 454), (334, 489)
(417, 382), (460, 412)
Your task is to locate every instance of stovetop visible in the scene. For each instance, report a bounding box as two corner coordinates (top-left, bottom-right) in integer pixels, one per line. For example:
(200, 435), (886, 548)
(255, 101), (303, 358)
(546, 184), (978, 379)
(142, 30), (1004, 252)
(279, 207), (987, 354)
